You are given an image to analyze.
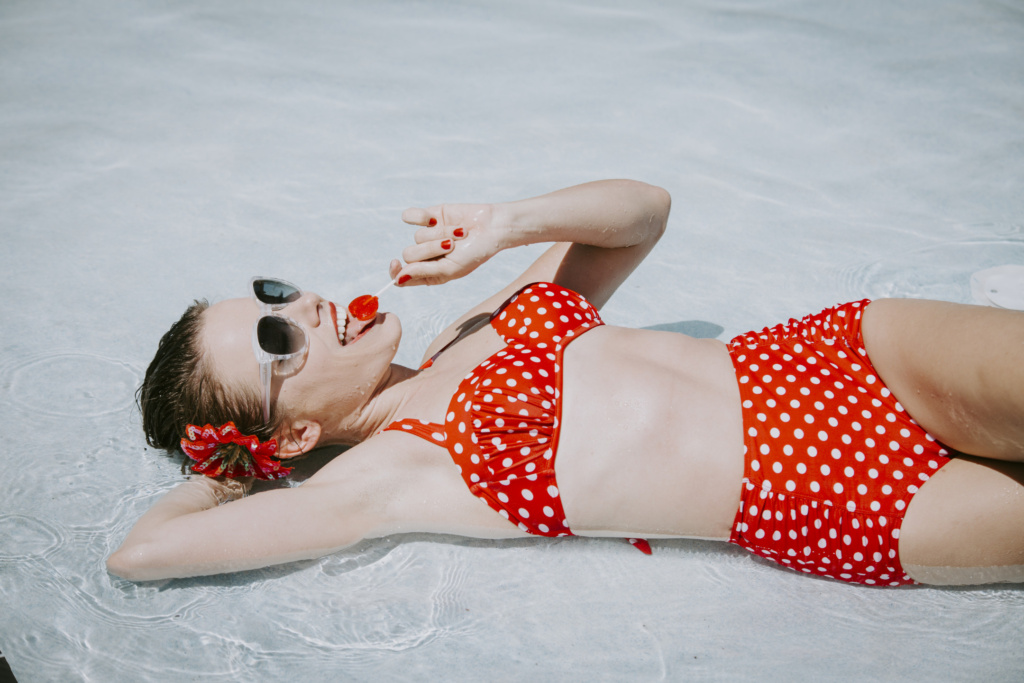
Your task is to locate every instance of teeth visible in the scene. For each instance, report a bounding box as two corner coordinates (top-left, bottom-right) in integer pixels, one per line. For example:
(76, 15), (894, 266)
(336, 310), (348, 345)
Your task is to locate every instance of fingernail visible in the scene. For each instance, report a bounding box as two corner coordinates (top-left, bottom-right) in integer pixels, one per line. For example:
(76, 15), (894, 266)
(428, 218), (437, 227)
(441, 239), (452, 250)
(398, 274), (411, 284)
(453, 228), (465, 238)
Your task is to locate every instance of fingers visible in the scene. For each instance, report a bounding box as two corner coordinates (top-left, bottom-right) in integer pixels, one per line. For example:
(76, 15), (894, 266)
(411, 226), (447, 244)
(401, 236), (455, 265)
(393, 258), (462, 287)
(394, 234), (470, 287)
(396, 205), (473, 287)
(412, 225), (468, 244)
(402, 206), (439, 227)
(404, 217), (464, 245)
(388, 259), (403, 281)
(402, 205), (472, 241)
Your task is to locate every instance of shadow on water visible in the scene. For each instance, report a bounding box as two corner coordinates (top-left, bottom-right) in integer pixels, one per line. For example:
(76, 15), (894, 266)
(642, 320), (725, 339)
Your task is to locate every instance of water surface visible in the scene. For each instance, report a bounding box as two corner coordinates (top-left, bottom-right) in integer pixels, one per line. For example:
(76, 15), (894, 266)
(1, 0), (1022, 680)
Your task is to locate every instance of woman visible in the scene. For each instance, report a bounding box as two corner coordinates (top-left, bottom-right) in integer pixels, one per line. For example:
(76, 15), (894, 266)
(108, 180), (1024, 586)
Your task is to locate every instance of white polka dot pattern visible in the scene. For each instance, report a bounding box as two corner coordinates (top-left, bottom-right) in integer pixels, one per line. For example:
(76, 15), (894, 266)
(386, 283), (603, 537)
(727, 300), (952, 586)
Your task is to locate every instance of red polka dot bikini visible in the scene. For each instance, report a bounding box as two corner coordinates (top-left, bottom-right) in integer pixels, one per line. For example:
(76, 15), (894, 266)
(385, 283), (599, 539)
(727, 301), (951, 585)
(385, 283), (952, 584)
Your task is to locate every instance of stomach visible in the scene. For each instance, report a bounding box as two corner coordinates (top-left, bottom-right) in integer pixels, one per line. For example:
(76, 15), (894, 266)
(554, 326), (746, 540)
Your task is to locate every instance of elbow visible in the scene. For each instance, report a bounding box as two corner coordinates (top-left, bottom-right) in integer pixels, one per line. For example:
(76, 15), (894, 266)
(651, 184), (672, 229)
(639, 182), (671, 240)
(107, 545), (165, 582)
(106, 548), (137, 580)
(107, 546), (149, 581)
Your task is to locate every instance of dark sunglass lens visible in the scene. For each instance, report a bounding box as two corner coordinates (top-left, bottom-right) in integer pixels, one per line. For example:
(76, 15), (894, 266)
(253, 279), (301, 306)
(257, 317), (304, 355)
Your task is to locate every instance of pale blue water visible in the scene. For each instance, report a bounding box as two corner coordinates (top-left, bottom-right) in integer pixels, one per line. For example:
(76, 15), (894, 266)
(1, 0), (1023, 680)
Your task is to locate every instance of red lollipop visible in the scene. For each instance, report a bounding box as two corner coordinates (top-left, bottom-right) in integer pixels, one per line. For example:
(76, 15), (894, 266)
(347, 294), (378, 321)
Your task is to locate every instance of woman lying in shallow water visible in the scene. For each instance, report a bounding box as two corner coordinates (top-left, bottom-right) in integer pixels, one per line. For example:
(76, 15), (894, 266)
(108, 180), (1024, 586)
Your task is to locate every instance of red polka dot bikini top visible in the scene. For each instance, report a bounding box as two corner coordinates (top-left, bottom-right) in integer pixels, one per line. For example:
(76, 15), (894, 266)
(383, 283), (651, 553)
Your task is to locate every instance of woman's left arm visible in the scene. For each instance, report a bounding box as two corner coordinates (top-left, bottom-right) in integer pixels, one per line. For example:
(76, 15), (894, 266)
(106, 474), (381, 581)
(392, 179), (671, 312)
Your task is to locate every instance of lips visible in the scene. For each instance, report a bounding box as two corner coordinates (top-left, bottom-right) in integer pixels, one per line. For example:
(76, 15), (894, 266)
(345, 315), (377, 345)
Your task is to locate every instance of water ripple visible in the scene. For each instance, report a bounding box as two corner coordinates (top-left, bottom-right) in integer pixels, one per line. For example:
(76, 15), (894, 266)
(0, 351), (141, 417)
(318, 537), (400, 577)
(269, 546), (470, 660)
(835, 237), (1024, 302)
(52, 567), (213, 631)
(0, 514), (63, 560)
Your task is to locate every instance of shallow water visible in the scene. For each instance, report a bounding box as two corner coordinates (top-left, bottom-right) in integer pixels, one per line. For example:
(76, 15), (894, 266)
(2, 0), (1023, 680)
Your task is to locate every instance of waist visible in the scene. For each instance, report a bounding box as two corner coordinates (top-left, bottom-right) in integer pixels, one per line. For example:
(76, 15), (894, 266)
(552, 331), (746, 539)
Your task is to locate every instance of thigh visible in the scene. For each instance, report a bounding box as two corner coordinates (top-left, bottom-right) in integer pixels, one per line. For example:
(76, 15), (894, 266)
(899, 456), (1024, 584)
(861, 298), (1024, 461)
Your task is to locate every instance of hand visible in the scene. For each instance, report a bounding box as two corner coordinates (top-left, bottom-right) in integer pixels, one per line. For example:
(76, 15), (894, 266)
(390, 203), (505, 286)
(194, 475), (254, 505)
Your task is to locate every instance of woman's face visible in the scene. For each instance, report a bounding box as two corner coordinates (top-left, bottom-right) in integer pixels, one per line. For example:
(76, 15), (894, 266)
(201, 290), (402, 435)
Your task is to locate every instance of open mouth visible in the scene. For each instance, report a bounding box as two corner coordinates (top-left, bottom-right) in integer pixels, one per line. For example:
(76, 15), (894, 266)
(330, 302), (349, 345)
(349, 317), (377, 344)
(331, 302), (376, 346)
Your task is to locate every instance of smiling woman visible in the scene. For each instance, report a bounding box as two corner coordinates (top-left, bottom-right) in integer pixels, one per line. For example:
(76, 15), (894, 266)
(110, 180), (1024, 586)
(199, 283), (402, 453)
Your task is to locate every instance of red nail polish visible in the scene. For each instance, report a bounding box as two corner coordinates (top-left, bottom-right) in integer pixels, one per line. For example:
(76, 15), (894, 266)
(397, 274), (411, 284)
(453, 228), (465, 238)
(428, 218), (437, 227)
(441, 239), (452, 250)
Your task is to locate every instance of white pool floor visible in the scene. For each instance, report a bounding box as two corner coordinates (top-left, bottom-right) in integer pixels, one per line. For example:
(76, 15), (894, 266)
(1, 0), (1023, 680)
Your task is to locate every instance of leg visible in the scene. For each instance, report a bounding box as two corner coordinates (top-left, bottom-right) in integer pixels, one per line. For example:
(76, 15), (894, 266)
(900, 456), (1024, 585)
(861, 299), (1024, 461)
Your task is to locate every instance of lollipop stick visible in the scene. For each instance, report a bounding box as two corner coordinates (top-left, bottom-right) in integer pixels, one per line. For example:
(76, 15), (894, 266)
(373, 280), (396, 298)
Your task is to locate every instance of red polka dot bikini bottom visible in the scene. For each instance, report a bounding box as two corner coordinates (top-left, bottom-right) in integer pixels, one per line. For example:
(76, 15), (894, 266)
(727, 300), (952, 586)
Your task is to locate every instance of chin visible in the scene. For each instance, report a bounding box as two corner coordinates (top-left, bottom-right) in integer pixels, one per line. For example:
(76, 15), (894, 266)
(377, 311), (401, 345)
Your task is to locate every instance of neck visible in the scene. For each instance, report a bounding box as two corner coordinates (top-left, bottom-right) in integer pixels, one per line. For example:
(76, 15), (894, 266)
(317, 362), (423, 446)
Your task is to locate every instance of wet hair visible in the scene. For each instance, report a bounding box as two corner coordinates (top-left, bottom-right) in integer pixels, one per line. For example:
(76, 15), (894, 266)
(137, 300), (280, 459)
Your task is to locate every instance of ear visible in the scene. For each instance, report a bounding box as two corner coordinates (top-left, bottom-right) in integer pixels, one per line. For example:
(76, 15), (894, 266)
(274, 419), (322, 459)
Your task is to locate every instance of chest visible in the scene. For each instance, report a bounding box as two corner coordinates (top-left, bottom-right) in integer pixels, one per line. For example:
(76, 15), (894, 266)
(410, 283), (603, 419)
(388, 283), (604, 536)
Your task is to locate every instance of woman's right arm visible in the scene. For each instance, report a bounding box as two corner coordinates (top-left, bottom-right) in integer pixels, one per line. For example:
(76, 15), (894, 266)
(106, 474), (376, 581)
(391, 179), (670, 359)
(395, 179), (669, 306)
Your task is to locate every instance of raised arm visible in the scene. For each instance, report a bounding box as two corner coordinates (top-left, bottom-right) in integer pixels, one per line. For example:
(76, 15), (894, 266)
(391, 180), (670, 345)
(106, 474), (375, 581)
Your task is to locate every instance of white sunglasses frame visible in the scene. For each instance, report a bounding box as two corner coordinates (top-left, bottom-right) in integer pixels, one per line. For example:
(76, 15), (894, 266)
(249, 277), (309, 423)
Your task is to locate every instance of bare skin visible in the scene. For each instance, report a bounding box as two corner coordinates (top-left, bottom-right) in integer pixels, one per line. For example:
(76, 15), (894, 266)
(108, 180), (1024, 585)
(861, 299), (1024, 584)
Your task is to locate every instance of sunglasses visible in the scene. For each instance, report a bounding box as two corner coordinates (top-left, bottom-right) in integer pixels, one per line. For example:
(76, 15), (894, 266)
(250, 277), (308, 423)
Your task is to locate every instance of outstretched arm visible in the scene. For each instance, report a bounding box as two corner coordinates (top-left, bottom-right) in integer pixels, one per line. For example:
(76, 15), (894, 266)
(392, 179), (670, 358)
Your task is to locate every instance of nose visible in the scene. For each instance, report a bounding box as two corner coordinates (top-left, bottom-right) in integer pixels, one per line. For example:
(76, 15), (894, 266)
(281, 291), (324, 327)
